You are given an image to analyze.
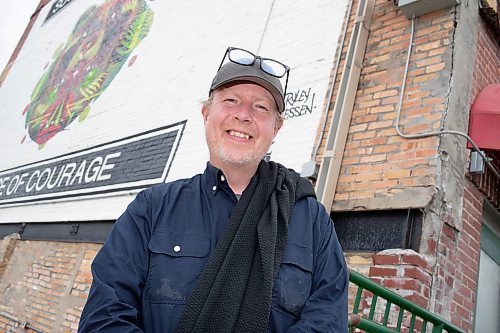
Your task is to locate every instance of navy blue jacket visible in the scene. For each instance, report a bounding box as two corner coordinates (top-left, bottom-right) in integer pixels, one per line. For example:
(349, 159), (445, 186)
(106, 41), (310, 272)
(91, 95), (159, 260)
(79, 164), (348, 332)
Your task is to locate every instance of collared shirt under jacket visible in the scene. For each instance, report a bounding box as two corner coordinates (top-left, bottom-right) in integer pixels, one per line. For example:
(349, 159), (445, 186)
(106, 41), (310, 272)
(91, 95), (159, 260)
(78, 163), (348, 333)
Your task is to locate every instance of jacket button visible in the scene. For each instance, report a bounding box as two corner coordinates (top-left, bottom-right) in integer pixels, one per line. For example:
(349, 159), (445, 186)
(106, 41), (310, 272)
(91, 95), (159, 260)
(173, 245), (181, 252)
(212, 185), (217, 191)
(220, 175), (225, 182)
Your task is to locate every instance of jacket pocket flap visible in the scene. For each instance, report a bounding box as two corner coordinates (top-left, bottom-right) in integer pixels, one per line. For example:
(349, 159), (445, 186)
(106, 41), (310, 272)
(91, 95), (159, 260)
(148, 229), (210, 258)
(281, 242), (313, 273)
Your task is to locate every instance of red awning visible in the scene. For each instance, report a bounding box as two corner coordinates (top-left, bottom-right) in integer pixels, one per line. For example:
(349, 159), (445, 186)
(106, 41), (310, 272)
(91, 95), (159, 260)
(468, 83), (500, 151)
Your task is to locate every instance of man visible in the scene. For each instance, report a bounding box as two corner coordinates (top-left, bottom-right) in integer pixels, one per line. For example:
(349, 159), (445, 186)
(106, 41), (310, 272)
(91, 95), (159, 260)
(78, 47), (348, 333)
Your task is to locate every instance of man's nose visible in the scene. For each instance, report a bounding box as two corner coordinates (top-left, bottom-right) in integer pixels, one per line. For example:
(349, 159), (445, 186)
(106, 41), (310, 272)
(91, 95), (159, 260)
(234, 103), (252, 122)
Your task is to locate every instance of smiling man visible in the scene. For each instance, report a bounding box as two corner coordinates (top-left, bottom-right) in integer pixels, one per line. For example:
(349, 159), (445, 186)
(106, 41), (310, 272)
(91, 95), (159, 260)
(79, 47), (348, 333)
(202, 82), (282, 194)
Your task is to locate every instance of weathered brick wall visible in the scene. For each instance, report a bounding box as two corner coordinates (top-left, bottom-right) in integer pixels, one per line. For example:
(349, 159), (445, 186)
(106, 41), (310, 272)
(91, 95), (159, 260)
(362, 196), (481, 332)
(364, 250), (432, 331)
(0, 237), (98, 332)
(323, 1), (494, 332)
(321, 0), (455, 313)
(345, 253), (372, 312)
(369, 251), (432, 309)
(434, 12), (500, 332)
(0, 243), (372, 332)
(322, 0), (456, 211)
(433, 8), (500, 331)
(433, 181), (482, 332)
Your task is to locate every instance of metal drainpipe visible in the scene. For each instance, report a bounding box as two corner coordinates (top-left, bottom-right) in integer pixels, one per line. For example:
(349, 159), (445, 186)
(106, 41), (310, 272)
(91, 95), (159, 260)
(307, 0), (354, 166)
(315, 0), (375, 211)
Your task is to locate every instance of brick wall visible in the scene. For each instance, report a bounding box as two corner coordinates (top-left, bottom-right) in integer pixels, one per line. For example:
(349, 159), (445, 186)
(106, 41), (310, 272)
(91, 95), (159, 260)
(362, 191), (482, 332)
(345, 253), (372, 312)
(471, 17), (500, 96)
(434, 181), (482, 331)
(366, 250), (432, 331)
(435, 11), (500, 332)
(333, 1), (500, 332)
(370, 251), (432, 309)
(0, 237), (98, 332)
(321, 1), (496, 332)
(322, 0), (457, 211)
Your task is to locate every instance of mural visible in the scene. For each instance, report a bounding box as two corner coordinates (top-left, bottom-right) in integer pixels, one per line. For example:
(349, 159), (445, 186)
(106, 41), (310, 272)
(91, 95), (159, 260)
(23, 0), (154, 148)
(0, 0), (349, 221)
(0, 122), (186, 205)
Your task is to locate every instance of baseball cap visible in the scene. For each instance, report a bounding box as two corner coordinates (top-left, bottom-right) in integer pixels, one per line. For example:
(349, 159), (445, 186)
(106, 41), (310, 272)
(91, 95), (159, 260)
(209, 60), (285, 113)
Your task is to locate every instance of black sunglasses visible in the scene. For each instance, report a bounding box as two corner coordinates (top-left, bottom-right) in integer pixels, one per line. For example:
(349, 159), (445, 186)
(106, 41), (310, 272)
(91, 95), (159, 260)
(217, 47), (290, 97)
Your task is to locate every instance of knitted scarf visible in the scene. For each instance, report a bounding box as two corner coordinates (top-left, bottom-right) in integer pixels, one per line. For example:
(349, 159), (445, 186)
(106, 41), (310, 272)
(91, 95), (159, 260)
(174, 161), (315, 333)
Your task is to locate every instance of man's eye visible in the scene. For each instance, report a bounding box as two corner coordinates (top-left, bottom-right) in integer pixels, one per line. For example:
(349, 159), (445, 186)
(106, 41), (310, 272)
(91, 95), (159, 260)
(256, 104), (270, 112)
(224, 98), (238, 103)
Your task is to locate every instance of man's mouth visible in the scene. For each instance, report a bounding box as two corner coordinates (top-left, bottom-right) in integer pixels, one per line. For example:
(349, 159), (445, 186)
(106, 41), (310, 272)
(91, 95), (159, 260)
(227, 130), (251, 140)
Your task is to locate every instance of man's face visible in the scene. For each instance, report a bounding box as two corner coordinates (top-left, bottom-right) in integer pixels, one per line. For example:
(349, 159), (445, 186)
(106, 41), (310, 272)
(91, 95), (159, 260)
(202, 82), (282, 169)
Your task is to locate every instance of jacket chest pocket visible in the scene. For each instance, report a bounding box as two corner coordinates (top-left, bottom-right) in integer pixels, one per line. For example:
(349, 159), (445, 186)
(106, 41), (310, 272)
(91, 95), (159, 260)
(146, 229), (210, 304)
(273, 243), (314, 318)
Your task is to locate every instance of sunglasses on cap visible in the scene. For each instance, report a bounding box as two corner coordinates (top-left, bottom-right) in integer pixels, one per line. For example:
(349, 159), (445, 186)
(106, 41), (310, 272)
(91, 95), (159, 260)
(217, 47), (290, 98)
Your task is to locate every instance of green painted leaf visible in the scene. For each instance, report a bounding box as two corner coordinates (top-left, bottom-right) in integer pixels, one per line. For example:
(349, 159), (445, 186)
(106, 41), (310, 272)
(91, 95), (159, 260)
(79, 106), (91, 122)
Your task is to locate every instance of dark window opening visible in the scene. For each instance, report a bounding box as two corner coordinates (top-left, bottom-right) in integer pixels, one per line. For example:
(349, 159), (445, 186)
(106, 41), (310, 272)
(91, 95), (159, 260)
(331, 209), (422, 252)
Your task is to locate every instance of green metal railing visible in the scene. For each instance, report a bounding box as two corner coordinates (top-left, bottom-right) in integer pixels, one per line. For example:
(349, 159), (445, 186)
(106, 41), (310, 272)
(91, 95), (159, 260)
(348, 271), (467, 333)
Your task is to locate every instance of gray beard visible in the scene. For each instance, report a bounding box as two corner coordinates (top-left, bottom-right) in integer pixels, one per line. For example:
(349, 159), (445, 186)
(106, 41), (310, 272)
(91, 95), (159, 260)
(207, 138), (266, 168)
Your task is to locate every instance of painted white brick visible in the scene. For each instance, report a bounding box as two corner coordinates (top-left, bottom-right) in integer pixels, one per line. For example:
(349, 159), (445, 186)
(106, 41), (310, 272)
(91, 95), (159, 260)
(0, 0), (348, 222)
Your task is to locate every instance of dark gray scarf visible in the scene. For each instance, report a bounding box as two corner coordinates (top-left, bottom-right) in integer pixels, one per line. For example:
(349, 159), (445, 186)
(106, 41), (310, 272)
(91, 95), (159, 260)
(174, 161), (315, 333)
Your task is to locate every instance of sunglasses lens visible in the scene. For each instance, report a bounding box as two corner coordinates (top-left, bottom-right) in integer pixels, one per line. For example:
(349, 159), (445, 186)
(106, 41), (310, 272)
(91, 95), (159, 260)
(261, 59), (287, 77)
(228, 49), (255, 65)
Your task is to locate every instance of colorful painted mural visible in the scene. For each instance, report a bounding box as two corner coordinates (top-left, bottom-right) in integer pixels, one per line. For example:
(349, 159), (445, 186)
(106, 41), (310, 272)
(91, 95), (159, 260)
(23, 0), (153, 148)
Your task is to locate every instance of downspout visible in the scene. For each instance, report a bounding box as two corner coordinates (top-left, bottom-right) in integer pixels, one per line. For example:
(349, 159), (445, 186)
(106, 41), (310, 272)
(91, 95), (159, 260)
(315, 0), (375, 211)
(305, 0), (354, 171)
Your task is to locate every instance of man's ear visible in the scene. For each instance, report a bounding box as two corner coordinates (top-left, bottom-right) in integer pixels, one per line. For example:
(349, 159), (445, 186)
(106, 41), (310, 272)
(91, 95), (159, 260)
(273, 117), (283, 136)
(201, 105), (210, 123)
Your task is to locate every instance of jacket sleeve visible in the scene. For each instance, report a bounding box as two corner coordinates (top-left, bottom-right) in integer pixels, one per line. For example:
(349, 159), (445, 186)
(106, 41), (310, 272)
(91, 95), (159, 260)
(78, 190), (152, 333)
(287, 202), (349, 333)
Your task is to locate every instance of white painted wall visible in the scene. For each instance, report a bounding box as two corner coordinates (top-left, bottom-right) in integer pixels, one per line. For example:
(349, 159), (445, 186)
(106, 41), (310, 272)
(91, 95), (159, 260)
(0, 0), (348, 222)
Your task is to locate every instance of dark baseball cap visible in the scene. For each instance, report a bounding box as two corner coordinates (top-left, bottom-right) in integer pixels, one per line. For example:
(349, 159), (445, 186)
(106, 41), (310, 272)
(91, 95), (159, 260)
(209, 60), (285, 113)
